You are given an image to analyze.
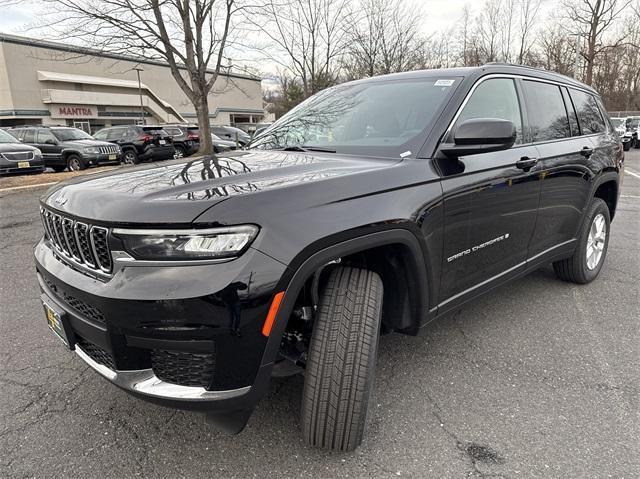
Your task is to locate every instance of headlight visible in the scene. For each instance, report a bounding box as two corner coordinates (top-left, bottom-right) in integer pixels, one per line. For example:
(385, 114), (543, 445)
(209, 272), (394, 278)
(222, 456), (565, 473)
(112, 225), (259, 260)
(33, 148), (42, 157)
(83, 147), (100, 154)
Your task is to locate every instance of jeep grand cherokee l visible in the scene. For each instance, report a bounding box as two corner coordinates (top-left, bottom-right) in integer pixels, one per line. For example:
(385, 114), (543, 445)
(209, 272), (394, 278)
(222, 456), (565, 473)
(35, 64), (623, 452)
(9, 126), (121, 171)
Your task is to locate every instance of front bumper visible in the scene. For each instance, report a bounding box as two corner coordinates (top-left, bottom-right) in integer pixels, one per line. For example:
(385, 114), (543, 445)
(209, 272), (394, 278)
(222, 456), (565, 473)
(35, 236), (288, 418)
(83, 153), (122, 165)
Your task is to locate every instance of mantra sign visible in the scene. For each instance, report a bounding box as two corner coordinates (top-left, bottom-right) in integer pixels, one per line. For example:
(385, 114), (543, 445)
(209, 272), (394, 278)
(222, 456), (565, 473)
(51, 105), (98, 119)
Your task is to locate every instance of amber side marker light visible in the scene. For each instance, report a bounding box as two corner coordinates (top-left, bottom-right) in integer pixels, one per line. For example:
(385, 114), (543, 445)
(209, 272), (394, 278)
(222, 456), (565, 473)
(262, 291), (285, 337)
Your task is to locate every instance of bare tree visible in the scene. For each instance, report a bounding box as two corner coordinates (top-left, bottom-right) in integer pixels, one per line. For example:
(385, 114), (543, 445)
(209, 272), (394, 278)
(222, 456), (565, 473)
(563, 0), (632, 85)
(518, 0), (543, 63)
(46, 0), (243, 154)
(343, 0), (425, 78)
(252, 0), (352, 98)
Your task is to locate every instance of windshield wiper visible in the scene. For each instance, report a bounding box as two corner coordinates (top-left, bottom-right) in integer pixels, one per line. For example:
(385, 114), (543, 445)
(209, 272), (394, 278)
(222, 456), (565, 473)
(281, 145), (336, 153)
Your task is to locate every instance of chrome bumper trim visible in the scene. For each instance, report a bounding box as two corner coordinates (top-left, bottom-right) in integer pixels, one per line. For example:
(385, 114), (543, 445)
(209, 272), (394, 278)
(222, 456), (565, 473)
(75, 345), (251, 402)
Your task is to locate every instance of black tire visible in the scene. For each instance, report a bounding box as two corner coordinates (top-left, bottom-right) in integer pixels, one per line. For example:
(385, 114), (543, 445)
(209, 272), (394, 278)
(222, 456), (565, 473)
(121, 149), (139, 165)
(173, 145), (186, 159)
(623, 140), (631, 151)
(635, 137), (640, 149)
(553, 198), (610, 284)
(51, 165), (66, 173)
(66, 154), (86, 171)
(301, 266), (383, 452)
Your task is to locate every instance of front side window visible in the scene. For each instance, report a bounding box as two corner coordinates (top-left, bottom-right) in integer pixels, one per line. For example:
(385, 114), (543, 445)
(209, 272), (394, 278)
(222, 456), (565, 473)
(570, 89), (605, 135)
(37, 129), (57, 144)
(523, 80), (570, 142)
(107, 128), (127, 141)
(250, 77), (461, 157)
(93, 129), (108, 140)
(451, 78), (523, 144)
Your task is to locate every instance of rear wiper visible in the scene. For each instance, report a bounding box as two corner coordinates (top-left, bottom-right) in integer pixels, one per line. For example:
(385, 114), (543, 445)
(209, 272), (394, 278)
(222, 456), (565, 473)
(281, 145), (336, 153)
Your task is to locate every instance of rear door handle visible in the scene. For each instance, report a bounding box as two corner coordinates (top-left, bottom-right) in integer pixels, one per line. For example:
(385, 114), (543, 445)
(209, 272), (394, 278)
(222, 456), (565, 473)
(580, 146), (594, 157)
(516, 156), (538, 171)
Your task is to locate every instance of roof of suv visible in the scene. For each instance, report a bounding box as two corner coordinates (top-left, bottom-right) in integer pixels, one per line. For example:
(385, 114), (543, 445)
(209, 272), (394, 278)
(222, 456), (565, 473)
(355, 63), (598, 95)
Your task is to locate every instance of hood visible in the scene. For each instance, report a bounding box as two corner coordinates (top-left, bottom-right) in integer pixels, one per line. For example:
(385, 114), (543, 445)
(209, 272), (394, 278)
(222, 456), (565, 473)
(43, 150), (400, 224)
(0, 142), (39, 153)
(62, 139), (115, 147)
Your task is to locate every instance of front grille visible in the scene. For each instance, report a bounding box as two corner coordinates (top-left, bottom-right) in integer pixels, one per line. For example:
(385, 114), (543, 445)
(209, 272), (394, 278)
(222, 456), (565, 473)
(76, 337), (115, 370)
(40, 208), (112, 275)
(151, 349), (215, 388)
(43, 277), (106, 324)
(98, 145), (119, 154)
(1, 151), (34, 162)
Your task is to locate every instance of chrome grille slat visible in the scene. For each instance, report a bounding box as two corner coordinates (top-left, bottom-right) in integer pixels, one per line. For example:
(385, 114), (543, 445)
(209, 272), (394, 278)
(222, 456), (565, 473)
(40, 209), (112, 276)
(98, 146), (119, 154)
(74, 222), (97, 268)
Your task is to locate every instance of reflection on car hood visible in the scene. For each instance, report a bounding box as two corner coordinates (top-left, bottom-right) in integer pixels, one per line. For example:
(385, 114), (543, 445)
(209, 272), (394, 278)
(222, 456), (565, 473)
(0, 143), (39, 152)
(43, 150), (399, 224)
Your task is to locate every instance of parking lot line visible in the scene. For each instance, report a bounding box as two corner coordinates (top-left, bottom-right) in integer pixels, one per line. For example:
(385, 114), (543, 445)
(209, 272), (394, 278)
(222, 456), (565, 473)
(0, 181), (57, 193)
(625, 169), (640, 180)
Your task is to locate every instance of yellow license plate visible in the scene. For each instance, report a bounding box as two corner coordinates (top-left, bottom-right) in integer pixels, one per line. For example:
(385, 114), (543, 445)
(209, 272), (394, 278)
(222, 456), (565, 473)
(18, 161), (30, 168)
(43, 302), (69, 347)
(108, 154), (116, 160)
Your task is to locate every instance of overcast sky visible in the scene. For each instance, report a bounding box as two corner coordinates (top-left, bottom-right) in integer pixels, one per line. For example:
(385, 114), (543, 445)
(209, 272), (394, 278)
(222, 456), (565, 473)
(0, 0), (464, 39)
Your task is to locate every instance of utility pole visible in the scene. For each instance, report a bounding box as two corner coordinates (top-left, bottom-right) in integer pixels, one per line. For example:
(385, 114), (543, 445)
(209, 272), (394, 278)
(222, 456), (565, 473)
(133, 67), (145, 125)
(573, 33), (582, 79)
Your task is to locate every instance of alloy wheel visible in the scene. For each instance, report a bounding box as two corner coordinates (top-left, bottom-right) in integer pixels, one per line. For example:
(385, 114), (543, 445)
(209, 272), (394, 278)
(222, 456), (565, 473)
(586, 213), (606, 270)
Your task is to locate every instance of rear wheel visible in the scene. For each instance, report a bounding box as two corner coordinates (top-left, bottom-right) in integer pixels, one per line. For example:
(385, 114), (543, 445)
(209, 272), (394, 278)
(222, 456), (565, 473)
(121, 149), (139, 165)
(623, 140), (631, 151)
(301, 266), (383, 452)
(173, 145), (186, 159)
(553, 198), (610, 284)
(66, 154), (86, 171)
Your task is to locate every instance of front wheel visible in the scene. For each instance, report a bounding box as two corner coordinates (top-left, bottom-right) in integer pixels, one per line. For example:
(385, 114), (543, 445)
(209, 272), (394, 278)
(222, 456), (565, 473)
(301, 266), (383, 452)
(121, 149), (139, 165)
(173, 145), (186, 159)
(623, 140), (631, 151)
(553, 198), (610, 284)
(66, 154), (86, 171)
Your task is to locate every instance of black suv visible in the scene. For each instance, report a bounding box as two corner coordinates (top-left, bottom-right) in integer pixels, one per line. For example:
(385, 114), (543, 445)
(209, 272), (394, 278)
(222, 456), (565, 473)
(35, 65), (623, 452)
(9, 126), (121, 171)
(0, 128), (45, 174)
(93, 125), (175, 164)
(162, 124), (200, 158)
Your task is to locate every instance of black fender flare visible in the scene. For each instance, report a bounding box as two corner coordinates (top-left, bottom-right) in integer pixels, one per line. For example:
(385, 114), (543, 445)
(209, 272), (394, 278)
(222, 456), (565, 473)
(258, 227), (431, 371)
(589, 169), (620, 218)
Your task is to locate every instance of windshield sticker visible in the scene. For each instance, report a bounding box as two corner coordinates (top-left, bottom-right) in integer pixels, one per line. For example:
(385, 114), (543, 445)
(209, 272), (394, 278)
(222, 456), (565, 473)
(434, 79), (455, 87)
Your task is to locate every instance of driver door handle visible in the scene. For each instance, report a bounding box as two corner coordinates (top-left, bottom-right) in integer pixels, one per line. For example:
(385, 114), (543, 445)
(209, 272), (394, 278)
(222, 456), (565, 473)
(516, 156), (538, 171)
(580, 146), (594, 157)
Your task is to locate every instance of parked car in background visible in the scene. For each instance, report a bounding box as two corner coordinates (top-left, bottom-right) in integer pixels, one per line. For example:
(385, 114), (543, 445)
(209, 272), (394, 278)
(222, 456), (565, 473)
(211, 125), (251, 146)
(0, 128), (45, 175)
(212, 133), (237, 153)
(611, 117), (632, 151)
(8, 126), (121, 172)
(627, 116), (640, 148)
(93, 125), (175, 164)
(162, 124), (200, 158)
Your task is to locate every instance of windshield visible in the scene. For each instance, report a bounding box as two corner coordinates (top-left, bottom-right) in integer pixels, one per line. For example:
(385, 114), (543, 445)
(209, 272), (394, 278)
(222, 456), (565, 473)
(611, 118), (625, 128)
(0, 129), (19, 143)
(629, 119), (640, 129)
(51, 128), (93, 141)
(249, 77), (460, 157)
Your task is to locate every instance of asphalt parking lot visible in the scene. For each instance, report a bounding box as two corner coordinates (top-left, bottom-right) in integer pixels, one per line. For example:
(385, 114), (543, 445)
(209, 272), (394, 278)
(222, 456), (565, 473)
(1, 153), (639, 479)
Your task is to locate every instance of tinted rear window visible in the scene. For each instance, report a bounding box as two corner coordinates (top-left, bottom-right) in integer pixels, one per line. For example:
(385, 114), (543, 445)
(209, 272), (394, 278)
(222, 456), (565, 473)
(142, 127), (168, 136)
(523, 80), (570, 142)
(570, 89), (605, 135)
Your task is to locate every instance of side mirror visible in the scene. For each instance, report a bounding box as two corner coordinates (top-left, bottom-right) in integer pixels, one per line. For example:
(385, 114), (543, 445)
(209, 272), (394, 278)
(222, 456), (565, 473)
(45, 139), (58, 145)
(440, 118), (516, 158)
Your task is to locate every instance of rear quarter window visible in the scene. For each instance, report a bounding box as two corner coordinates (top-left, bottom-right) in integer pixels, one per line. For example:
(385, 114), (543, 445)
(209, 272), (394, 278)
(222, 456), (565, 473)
(570, 89), (605, 135)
